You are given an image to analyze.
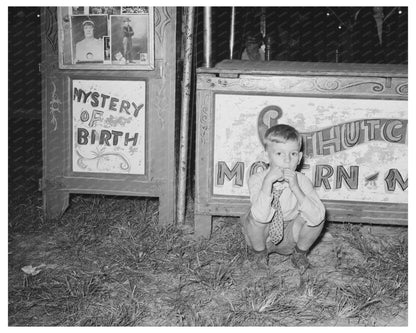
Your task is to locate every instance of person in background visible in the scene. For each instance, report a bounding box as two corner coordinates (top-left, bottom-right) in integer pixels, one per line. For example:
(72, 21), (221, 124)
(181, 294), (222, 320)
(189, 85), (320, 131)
(241, 34), (265, 61)
(74, 19), (103, 63)
(241, 124), (326, 274)
(122, 17), (135, 64)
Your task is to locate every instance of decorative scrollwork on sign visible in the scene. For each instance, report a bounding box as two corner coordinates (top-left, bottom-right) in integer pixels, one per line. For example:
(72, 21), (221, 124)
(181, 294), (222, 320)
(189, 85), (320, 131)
(395, 83), (408, 95)
(315, 78), (341, 91)
(76, 148), (131, 172)
(154, 7), (172, 44)
(199, 94), (210, 144)
(45, 7), (58, 54)
(314, 78), (385, 93)
(49, 80), (62, 131)
(154, 62), (166, 128)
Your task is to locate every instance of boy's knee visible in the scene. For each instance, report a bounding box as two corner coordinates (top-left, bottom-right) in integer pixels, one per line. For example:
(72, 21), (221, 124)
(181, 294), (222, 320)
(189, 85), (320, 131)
(240, 210), (268, 251)
(296, 215), (325, 228)
(312, 218), (326, 230)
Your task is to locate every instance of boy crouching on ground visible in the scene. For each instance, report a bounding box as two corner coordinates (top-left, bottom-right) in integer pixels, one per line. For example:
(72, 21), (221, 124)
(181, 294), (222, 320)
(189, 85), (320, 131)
(241, 124), (325, 273)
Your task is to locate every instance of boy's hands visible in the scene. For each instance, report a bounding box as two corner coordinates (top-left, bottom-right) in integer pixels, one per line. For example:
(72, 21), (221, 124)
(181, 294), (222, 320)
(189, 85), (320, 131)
(283, 168), (305, 205)
(283, 169), (299, 189)
(265, 167), (299, 190)
(262, 166), (284, 195)
(265, 166), (284, 184)
(262, 167), (305, 205)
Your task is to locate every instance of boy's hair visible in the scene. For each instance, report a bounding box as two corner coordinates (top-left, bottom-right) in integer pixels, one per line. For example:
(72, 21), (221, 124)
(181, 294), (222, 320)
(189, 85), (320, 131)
(263, 124), (302, 150)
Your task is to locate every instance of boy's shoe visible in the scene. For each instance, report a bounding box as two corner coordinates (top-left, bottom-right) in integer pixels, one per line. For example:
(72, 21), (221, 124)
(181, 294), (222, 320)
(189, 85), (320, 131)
(291, 249), (310, 274)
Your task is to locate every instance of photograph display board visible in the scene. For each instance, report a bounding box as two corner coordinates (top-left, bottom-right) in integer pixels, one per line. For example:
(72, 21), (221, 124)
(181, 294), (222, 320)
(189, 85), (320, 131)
(213, 94), (408, 204)
(72, 79), (146, 175)
(58, 7), (154, 70)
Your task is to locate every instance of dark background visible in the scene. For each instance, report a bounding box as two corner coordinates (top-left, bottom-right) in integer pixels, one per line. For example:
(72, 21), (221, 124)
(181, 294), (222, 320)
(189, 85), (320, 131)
(194, 7), (408, 65)
(8, 6), (408, 198)
(9, 7), (42, 196)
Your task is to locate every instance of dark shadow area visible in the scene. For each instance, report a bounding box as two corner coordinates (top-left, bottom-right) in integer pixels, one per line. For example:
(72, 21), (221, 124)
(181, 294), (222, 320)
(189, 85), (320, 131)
(8, 7), (42, 197)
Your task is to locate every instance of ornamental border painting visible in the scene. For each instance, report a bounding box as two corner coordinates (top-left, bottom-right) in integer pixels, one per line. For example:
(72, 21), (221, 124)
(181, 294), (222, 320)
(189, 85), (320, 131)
(58, 6), (154, 70)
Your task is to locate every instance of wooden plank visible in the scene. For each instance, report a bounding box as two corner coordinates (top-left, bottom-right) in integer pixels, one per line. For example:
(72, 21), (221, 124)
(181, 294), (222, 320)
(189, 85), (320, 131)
(196, 75), (408, 99)
(52, 176), (163, 196)
(195, 90), (213, 213)
(197, 59), (408, 77)
(194, 200), (407, 226)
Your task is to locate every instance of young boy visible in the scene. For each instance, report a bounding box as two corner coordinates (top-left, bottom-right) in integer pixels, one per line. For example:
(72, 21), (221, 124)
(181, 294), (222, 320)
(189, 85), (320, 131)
(241, 124), (325, 273)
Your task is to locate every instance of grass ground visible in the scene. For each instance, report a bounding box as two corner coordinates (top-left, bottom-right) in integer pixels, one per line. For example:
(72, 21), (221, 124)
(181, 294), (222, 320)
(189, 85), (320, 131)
(8, 188), (407, 326)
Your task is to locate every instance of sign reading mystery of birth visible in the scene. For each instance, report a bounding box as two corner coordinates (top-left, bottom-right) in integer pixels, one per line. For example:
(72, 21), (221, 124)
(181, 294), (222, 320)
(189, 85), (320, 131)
(72, 79), (146, 174)
(214, 94), (407, 204)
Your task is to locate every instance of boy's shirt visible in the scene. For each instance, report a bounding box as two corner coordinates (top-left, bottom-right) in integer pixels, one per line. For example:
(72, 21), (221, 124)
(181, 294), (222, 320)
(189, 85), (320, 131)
(248, 168), (325, 226)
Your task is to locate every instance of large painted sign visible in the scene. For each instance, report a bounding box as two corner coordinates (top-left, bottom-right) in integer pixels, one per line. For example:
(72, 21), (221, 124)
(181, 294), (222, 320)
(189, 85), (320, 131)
(213, 94), (407, 204)
(72, 79), (146, 174)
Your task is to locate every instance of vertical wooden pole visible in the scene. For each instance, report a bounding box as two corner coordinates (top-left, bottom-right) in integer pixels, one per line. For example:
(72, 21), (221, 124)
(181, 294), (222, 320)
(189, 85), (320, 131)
(260, 7), (266, 38)
(230, 7), (235, 59)
(203, 7), (212, 68)
(177, 7), (195, 225)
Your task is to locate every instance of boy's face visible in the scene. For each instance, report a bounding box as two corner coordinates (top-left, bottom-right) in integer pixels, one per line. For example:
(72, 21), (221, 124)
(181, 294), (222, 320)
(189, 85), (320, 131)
(266, 140), (302, 171)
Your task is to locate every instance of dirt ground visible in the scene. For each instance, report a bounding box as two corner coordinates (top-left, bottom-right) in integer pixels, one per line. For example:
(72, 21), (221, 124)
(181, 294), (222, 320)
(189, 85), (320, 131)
(8, 193), (408, 326)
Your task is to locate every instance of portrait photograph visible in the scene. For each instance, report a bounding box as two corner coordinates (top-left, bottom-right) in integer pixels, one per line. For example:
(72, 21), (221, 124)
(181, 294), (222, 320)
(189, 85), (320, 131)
(110, 14), (151, 66)
(70, 15), (108, 64)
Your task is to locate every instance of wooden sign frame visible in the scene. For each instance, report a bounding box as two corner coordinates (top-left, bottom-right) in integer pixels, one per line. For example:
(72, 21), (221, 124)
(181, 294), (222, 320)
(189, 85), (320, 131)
(194, 60), (408, 237)
(41, 7), (177, 225)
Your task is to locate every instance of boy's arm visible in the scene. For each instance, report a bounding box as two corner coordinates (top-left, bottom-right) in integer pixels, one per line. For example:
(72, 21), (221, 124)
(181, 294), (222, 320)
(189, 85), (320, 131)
(248, 173), (275, 223)
(296, 174), (326, 226)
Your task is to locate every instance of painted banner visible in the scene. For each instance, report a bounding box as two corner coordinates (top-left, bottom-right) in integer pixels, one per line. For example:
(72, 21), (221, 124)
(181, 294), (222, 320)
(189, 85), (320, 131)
(72, 79), (146, 174)
(213, 94), (407, 203)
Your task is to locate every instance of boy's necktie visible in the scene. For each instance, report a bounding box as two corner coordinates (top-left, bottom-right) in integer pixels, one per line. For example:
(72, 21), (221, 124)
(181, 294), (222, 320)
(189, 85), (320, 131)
(269, 183), (285, 245)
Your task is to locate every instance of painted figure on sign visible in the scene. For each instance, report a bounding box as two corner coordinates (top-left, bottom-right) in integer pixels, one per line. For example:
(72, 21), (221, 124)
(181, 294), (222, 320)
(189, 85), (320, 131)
(75, 19), (104, 63)
(122, 17), (134, 63)
(240, 124), (326, 274)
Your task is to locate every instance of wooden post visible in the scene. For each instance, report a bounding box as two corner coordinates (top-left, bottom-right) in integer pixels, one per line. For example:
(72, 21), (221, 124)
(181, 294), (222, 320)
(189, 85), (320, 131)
(230, 7), (235, 59)
(203, 7), (212, 68)
(177, 7), (195, 225)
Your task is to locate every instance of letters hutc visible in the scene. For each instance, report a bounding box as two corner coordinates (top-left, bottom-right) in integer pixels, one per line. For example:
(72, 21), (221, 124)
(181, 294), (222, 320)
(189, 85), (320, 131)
(257, 107), (407, 158)
(300, 119), (407, 157)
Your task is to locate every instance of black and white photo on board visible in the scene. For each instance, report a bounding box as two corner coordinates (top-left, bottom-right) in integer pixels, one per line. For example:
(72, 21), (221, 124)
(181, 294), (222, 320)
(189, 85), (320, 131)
(70, 15), (108, 64)
(110, 14), (150, 65)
